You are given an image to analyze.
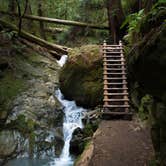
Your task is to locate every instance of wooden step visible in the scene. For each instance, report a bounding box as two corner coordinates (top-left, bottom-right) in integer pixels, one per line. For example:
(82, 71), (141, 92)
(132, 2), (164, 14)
(104, 64), (124, 66)
(103, 48), (122, 50)
(104, 44), (121, 47)
(103, 60), (125, 62)
(104, 92), (128, 96)
(102, 51), (121, 54)
(103, 77), (127, 80)
(103, 105), (130, 108)
(104, 68), (126, 71)
(103, 87), (128, 90)
(103, 99), (129, 102)
(103, 56), (122, 58)
(104, 82), (127, 85)
(103, 71), (126, 75)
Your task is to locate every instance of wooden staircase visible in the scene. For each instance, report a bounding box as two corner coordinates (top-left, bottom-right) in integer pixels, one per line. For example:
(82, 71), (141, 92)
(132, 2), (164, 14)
(102, 41), (132, 119)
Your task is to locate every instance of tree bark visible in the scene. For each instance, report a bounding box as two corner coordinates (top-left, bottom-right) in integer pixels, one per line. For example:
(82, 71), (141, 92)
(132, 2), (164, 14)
(144, 0), (153, 13)
(0, 19), (68, 54)
(24, 0), (33, 30)
(106, 0), (125, 44)
(8, 0), (16, 20)
(38, 1), (46, 40)
(0, 11), (109, 30)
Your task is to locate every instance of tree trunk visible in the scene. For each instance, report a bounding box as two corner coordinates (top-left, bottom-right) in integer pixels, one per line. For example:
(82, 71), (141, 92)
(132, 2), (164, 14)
(38, 1), (46, 40)
(106, 0), (125, 44)
(144, 0), (153, 13)
(24, 0), (33, 30)
(8, 0), (16, 20)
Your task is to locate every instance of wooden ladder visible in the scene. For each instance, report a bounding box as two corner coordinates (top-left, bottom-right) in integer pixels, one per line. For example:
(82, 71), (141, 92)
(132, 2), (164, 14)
(102, 41), (132, 119)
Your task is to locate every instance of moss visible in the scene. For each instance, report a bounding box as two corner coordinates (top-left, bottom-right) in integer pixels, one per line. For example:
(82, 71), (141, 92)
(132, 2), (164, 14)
(0, 72), (27, 115)
(60, 45), (103, 108)
(138, 94), (153, 120)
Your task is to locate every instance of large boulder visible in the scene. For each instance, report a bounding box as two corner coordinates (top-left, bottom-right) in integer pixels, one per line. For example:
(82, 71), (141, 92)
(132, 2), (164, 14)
(60, 45), (103, 108)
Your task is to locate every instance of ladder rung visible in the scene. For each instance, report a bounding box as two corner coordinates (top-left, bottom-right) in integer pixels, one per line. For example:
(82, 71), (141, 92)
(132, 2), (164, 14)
(104, 67), (126, 71)
(103, 99), (129, 101)
(103, 48), (122, 50)
(103, 56), (122, 58)
(104, 82), (127, 85)
(104, 87), (128, 90)
(104, 64), (124, 66)
(104, 77), (127, 80)
(103, 71), (126, 75)
(104, 93), (128, 95)
(103, 51), (122, 54)
(103, 44), (121, 47)
(103, 60), (125, 62)
(103, 105), (130, 108)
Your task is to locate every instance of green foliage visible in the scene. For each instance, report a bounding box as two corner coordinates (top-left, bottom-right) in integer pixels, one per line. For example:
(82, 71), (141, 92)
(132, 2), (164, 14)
(138, 94), (153, 120)
(0, 72), (26, 112)
(121, 9), (145, 44)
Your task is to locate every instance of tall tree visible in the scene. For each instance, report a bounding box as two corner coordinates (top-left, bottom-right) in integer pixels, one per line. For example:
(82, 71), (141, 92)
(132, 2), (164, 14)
(24, 0), (33, 30)
(38, 0), (46, 40)
(15, 0), (28, 35)
(106, 0), (125, 44)
(8, 0), (16, 20)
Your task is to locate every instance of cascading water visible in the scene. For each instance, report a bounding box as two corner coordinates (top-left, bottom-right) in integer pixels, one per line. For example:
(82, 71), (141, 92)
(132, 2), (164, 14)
(49, 55), (86, 166)
(50, 89), (85, 166)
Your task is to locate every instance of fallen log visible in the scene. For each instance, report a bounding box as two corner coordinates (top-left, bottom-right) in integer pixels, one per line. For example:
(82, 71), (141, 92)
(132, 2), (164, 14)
(0, 19), (68, 54)
(0, 11), (109, 30)
(44, 27), (66, 33)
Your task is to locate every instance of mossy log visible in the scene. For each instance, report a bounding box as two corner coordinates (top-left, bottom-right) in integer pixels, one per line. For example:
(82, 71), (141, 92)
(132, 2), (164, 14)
(44, 27), (66, 33)
(0, 11), (109, 30)
(0, 19), (68, 54)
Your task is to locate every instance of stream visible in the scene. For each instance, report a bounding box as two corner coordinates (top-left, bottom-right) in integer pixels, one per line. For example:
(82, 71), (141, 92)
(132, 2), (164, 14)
(5, 55), (86, 166)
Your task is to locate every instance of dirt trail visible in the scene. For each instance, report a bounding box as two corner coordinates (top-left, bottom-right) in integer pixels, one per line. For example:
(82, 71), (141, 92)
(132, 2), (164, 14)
(88, 118), (154, 166)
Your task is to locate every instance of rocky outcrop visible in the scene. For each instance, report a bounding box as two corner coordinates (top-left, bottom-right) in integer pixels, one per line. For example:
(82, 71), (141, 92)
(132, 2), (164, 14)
(60, 45), (103, 108)
(127, 5), (166, 165)
(0, 32), (64, 164)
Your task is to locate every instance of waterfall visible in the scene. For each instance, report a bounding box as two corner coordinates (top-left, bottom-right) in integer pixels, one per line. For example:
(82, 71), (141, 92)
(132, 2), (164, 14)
(49, 55), (86, 166)
(50, 89), (85, 166)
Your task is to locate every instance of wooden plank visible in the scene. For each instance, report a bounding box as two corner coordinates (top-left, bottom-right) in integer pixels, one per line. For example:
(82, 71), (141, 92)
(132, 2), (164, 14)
(104, 92), (128, 95)
(104, 82), (127, 85)
(104, 68), (126, 71)
(103, 87), (128, 90)
(103, 60), (125, 62)
(103, 105), (130, 108)
(103, 72), (126, 75)
(103, 56), (122, 58)
(103, 77), (127, 80)
(103, 64), (124, 66)
(103, 99), (129, 101)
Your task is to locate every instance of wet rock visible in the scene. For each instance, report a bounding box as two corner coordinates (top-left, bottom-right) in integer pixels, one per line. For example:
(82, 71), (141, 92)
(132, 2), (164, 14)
(70, 109), (100, 156)
(0, 39), (64, 161)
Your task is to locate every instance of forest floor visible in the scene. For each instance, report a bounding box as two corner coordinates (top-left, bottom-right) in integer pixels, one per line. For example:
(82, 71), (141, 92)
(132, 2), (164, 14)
(76, 116), (154, 166)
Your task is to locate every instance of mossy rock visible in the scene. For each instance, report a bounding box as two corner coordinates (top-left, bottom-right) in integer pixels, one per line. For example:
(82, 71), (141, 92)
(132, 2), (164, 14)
(60, 45), (103, 108)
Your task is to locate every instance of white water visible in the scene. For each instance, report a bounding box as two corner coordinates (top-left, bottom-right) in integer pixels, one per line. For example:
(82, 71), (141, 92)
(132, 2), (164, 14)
(57, 55), (68, 67)
(49, 55), (86, 166)
(50, 89), (85, 166)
